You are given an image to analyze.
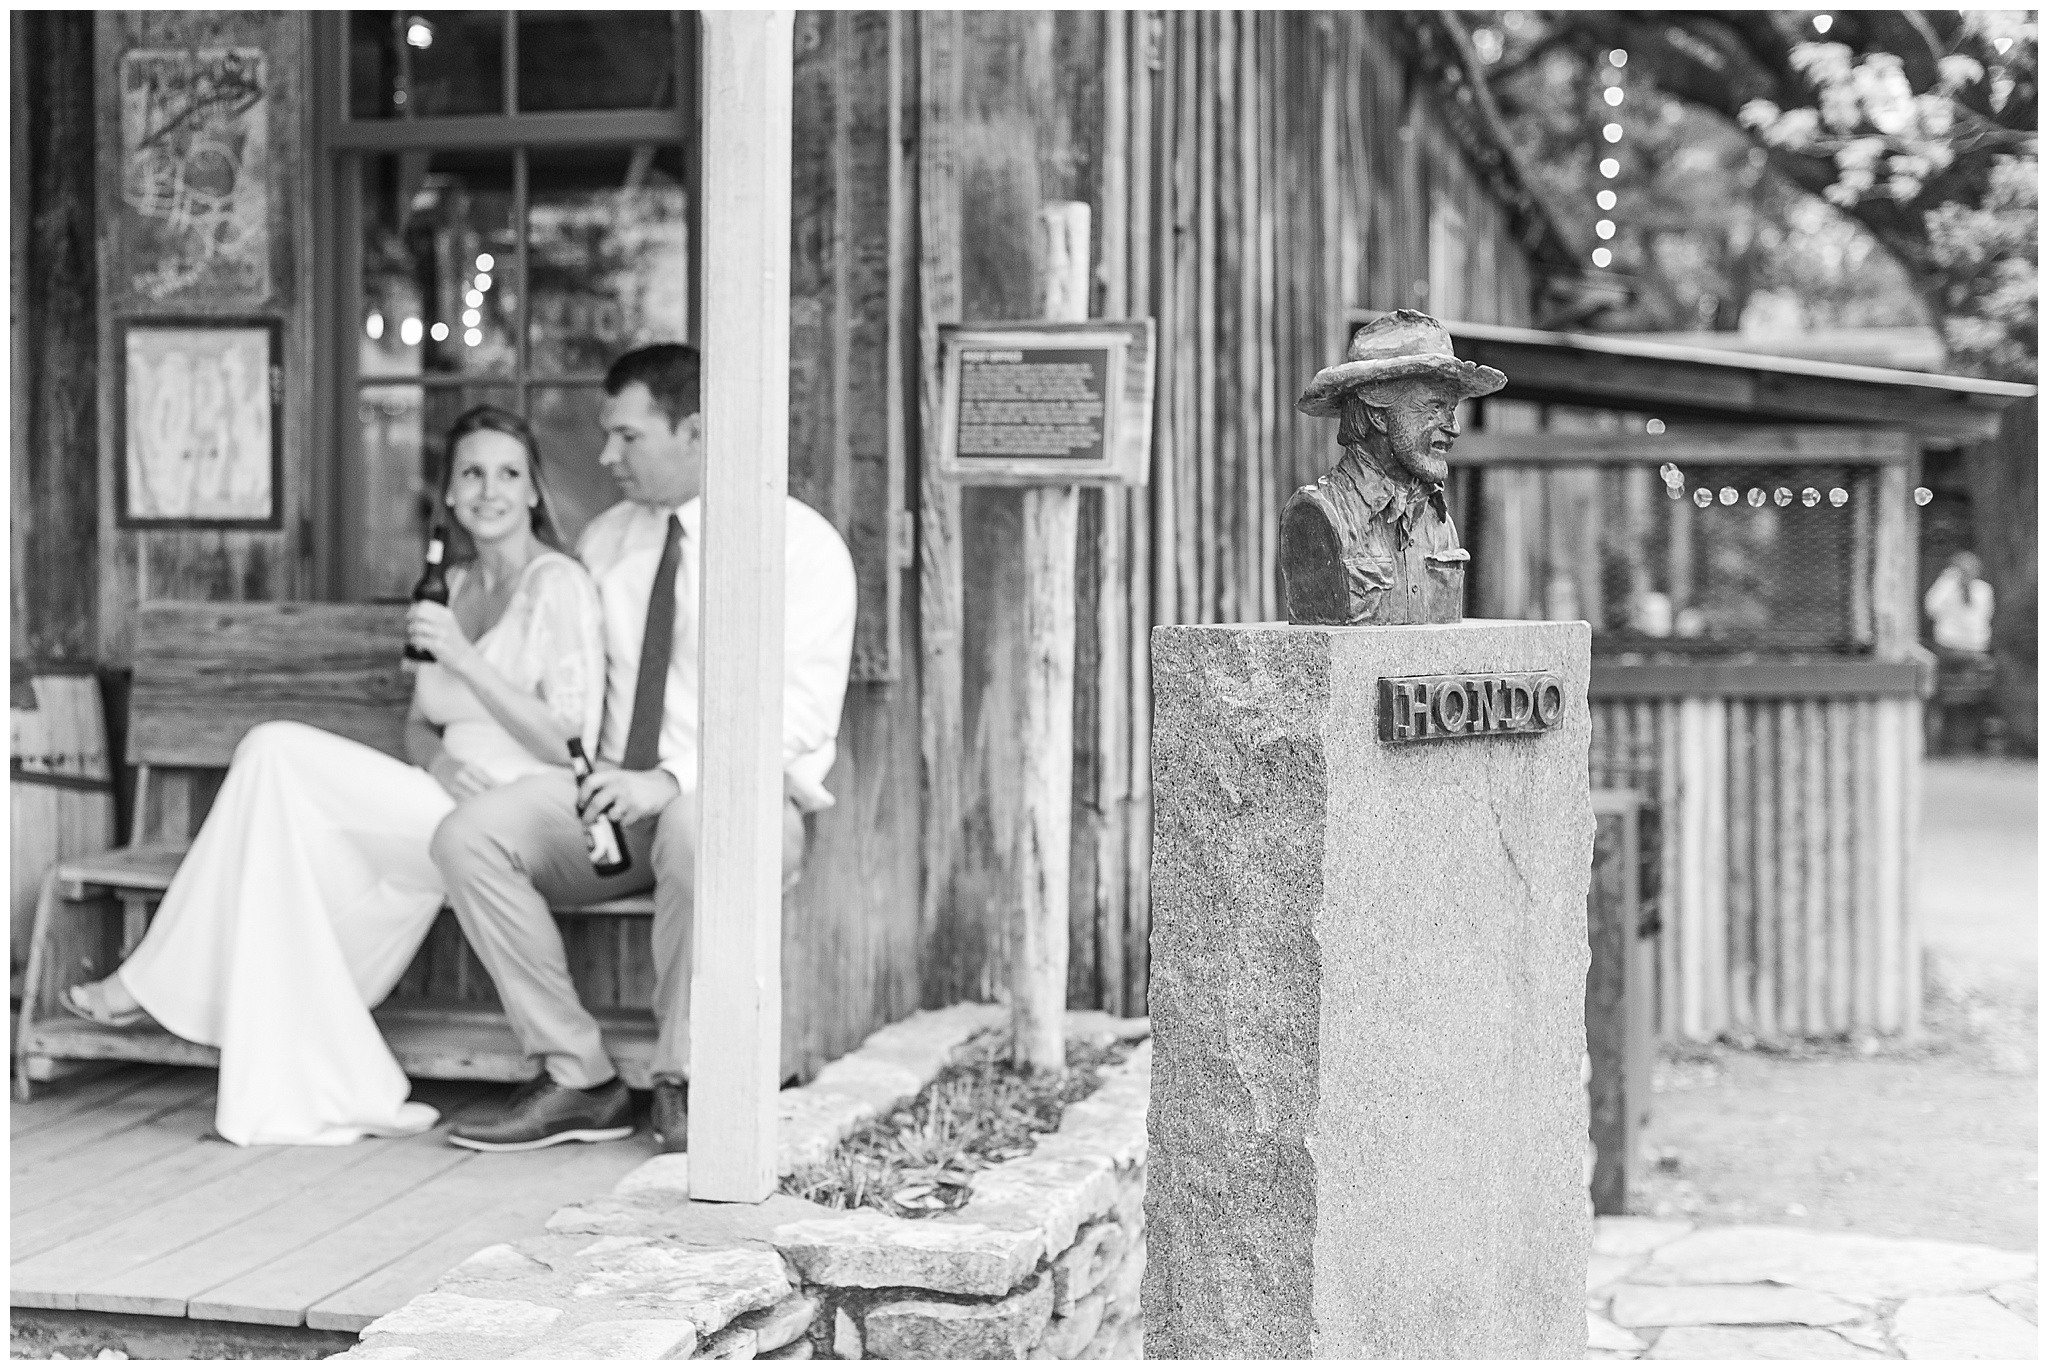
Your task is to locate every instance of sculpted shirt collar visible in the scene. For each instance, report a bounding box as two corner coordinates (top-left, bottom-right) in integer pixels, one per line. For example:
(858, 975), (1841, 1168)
(1333, 450), (1449, 545)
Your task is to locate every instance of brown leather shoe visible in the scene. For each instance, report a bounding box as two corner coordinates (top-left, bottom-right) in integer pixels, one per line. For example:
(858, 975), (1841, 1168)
(652, 1076), (688, 1154)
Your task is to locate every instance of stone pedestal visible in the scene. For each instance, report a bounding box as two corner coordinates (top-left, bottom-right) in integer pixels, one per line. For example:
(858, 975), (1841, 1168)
(1142, 620), (1592, 1359)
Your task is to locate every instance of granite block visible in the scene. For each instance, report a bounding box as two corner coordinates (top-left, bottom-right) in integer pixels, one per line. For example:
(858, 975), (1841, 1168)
(1144, 621), (1593, 1360)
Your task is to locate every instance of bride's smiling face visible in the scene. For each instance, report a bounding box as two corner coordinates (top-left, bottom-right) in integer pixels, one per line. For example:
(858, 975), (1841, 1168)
(446, 429), (537, 546)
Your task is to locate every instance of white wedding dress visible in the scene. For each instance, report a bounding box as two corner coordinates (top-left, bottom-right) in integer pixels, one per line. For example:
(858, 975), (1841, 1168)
(117, 550), (605, 1146)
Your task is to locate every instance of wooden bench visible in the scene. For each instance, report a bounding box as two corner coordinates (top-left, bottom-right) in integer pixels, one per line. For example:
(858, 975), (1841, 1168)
(13, 602), (671, 1099)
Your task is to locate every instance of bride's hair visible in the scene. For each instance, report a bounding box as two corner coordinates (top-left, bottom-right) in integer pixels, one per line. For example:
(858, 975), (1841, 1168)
(438, 405), (565, 555)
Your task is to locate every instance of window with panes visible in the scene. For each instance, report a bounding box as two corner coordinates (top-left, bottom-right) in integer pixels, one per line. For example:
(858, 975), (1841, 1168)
(323, 11), (697, 600)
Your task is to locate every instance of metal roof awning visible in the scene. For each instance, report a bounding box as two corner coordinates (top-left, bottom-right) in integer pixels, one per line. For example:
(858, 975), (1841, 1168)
(1351, 312), (2037, 447)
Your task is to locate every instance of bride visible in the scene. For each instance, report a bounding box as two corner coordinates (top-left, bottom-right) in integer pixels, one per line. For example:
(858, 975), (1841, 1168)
(61, 406), (608, 1147)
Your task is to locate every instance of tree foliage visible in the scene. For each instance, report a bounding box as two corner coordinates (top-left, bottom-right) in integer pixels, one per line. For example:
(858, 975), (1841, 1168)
(1477, 9), (2037, 380)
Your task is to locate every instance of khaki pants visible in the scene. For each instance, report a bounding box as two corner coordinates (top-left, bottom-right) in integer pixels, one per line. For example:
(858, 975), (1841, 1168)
(430, 772), (804, 1088)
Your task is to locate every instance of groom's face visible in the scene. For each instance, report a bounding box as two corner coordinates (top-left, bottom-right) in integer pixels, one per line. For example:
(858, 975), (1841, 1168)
(597, 381), (702, 508)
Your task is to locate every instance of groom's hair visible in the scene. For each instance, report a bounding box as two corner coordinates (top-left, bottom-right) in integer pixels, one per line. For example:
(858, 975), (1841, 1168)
(604, 344), (701, 431)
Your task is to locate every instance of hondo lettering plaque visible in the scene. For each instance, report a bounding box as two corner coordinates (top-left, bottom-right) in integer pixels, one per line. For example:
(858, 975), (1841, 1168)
(1377, 671), (1566, 743)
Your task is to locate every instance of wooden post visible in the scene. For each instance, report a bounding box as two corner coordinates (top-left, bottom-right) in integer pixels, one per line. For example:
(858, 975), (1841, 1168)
(689, 9), (795, 1203)
(1014, 201), (1090, 1073)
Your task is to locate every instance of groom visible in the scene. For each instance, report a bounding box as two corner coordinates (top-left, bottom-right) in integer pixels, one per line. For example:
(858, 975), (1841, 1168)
(431, 343), (857, 1153)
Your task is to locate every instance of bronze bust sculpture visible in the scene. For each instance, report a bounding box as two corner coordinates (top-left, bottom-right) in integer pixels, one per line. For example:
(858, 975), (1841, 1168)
(1281, 311), (1505, 626)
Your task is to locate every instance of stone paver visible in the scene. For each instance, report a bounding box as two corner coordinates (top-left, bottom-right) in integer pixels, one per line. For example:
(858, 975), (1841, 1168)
(1586, 1254), (1640, 1292)
(359, 1292), (562, 1348)
(863, 1272), (1054, 1360)
(1644, 1324), (1885, 1359)
(1593, 1218), (1695, 1258)
(1629, 1224), (2036, 1302)
(1609, 1283), (1864, 1328)
(1989, 1278), (2037, 1325)
(1586, 1311), (1645, 1353)
(1586, 1217), (2038, 1362)
(509, 1319), (698, 1360)
(772, 1209), (1044, 1296)
(566, 1242), (791, 1325)
(1892, 1294), (2039, 1360)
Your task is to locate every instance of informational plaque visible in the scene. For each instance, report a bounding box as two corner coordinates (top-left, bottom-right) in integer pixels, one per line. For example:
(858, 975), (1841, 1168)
(936, 320), (1155, 486)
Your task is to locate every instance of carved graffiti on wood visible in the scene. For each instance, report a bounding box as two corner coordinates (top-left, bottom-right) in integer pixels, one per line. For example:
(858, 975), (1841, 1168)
(118, 47), (271, 303)
(1377, 671), (1566, 743)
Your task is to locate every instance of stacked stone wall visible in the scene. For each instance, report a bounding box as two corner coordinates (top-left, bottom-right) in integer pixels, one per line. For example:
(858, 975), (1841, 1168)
(335, 1008), (1150, 1361)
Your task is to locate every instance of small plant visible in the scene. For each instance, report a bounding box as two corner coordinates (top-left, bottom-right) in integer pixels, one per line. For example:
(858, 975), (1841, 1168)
(781, 1030), (1130, 1219)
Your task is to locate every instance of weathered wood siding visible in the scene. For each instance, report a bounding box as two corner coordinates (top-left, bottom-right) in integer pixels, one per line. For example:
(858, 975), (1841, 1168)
(914, 11), (1109, 1011)
(1590, 694), (1923, 1041)
(918, 12), (1543, 1016)
(1095, 13), (1538, 1011)
(12, 13), (102, 669)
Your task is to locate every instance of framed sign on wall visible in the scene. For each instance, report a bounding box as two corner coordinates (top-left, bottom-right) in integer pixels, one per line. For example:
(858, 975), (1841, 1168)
(935, 319), (1156, 486)
(116, 317), (284, 529)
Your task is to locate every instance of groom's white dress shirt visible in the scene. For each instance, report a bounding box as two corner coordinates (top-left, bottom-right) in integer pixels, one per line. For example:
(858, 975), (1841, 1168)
(576, 495), (858, 813)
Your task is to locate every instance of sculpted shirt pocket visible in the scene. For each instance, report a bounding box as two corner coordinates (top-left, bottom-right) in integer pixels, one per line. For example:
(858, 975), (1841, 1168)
(1424, 547), (1470, 621)
(1343, 548), (1395, 624)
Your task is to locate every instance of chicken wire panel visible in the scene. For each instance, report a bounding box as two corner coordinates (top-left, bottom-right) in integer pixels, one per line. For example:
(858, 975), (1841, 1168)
(1592, 463), (1878, 653)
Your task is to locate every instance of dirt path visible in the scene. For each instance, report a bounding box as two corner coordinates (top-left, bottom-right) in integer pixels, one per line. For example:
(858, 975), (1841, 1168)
(1632, 759), (2037, 1253)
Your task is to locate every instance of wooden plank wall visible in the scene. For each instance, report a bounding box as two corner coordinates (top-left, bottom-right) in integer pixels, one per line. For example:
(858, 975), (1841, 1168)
(777, 10), (925, 1079)
(917, 13), (1542, 1017)
(12, 12), (102, 668)
(94, 13), (315, 847)
(1590, 694), (1922, 1041)
(915, 11), (1108, 1009)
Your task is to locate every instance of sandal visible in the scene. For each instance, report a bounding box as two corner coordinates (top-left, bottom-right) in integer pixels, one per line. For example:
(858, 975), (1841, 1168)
(59, 979), (153, 1029)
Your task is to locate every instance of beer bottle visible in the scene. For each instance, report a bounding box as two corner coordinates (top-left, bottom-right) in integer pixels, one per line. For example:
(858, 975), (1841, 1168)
(404, 525), (451, 663)
(566, 739), (633, 878)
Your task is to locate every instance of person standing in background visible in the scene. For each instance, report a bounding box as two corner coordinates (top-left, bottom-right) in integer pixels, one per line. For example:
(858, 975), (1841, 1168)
(1924, 550), (1999, 754)
(1925, 550), (1995, 655)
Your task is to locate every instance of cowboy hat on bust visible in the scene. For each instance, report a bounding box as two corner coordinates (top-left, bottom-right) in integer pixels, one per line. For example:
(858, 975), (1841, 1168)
(1295, 309), (1507, 418)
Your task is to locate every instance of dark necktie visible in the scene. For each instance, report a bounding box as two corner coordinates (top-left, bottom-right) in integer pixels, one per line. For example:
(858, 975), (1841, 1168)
(623, 513), (683, 771)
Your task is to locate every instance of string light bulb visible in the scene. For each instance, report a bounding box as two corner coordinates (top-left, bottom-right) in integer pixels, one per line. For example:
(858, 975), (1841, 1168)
(1608, 48), (1628, 67)
(1813, 15), (1833, 34)
(1596, 220), (1616, 240)
(1604, 87), (1625, 107)
(1592, 247), (1613, 268)
(1597, 189), (1618, 210)
(1600, 158), (1621, 178)
(1603, 123), (1624, 143)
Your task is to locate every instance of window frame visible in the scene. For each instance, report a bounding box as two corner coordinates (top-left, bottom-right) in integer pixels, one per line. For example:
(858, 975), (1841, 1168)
(310, 11), (699, 601)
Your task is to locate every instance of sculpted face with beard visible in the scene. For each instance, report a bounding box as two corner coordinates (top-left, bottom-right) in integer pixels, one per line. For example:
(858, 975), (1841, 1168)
(1340, 380), (1464, 487)
(1279, 310), (1504, 627)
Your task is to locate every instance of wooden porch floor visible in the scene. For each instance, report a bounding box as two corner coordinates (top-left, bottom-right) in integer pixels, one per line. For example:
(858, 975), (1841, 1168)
(11, 1063), (655, 1331)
